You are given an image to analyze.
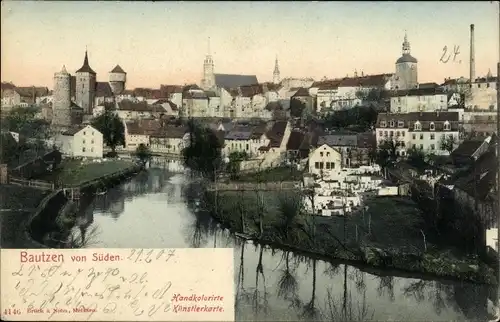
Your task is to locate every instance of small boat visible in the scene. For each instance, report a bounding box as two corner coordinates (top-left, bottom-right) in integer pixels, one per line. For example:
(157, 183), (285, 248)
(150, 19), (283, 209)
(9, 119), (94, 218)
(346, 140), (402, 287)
(95, 189), (107, 196)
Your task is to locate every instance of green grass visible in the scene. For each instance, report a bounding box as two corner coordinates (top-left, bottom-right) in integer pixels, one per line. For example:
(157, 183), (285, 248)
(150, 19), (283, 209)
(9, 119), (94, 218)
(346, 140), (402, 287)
(234, 166), (304, 183)
(46, 159), (136, 186)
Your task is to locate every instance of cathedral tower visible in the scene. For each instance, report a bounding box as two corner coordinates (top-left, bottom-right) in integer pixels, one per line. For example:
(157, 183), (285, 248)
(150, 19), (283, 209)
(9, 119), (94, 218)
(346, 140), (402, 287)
(109, 65), (127, 95)
(75, 50), (96, 114)
(394, 32), (418, 90)
(52, 65), (72, 127)
(273, 55), (280, 84)
(201, 37), (215, 90)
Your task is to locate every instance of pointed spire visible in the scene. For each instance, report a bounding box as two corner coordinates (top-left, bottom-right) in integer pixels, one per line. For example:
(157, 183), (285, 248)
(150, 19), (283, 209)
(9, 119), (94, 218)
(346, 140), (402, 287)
(207, 37), (211, 55)
(402, 31), (411, 55)
(61, 65), (68, 73)
(76, 48), (96, 74)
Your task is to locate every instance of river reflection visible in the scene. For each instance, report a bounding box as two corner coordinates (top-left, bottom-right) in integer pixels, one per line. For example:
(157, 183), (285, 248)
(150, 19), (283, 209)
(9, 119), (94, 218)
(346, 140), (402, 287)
(71, 167), (493, 321)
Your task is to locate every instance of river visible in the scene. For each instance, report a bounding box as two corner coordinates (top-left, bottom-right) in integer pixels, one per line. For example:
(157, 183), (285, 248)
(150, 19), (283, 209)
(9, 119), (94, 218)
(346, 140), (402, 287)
(71, 165), (494, 321)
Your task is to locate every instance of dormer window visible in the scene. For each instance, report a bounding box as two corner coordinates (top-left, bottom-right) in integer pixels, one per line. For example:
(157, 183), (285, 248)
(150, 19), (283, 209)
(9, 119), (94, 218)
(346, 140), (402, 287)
(389, 120), (395, 127)
(380, 121), (386, 127)
(398, 121), (404, 128)
(414, 122), (422, 131)
(429, 122), (435, 131)
(443, 121), (451, 131)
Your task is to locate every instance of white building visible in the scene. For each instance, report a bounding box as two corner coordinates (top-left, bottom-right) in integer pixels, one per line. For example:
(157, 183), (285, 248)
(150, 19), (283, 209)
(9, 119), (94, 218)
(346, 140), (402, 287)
(467, 73), (497, 111)
(308, 144), (343, 176)
(123, 119), (162, 152)
(55, 125), (104, 158)
(376, 111), (460, 156)
(389, 87), (448, 113)
(314, 74), (392, 113)
(149, 125), (190, 155)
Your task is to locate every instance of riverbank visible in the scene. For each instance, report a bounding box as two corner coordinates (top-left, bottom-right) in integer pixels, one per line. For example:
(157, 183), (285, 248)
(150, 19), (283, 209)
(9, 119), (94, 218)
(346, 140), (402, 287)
(39, 158), (140, 187)
(201, 190), (497, 285)
(0, 185), (48, 248)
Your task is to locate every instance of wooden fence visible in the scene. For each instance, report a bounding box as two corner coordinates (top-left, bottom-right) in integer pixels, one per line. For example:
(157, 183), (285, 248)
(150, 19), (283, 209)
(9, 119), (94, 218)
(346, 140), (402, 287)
(9, 177), (54, 191)
(207, 181), (301, 192)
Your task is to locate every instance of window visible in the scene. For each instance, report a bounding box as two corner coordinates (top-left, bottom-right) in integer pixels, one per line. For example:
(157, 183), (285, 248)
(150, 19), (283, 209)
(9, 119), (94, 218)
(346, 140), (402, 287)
(430, 134), (435, 140)
(91, 147), (94, 152)
(412, 144), (416, 148)
(443, 122), (451, 131)
(419, 134), (423, 140)
(92, 131), (94, 136)
(83, 131), (86, 135)
(419, 144), (423, 149)
(401, 132), (405, 137)
(412, 134), (416, 140)
(429, 122), (435, 131)
(329, 162), (335, 169)
(487, 83), (490, 88)
(398, 106), (402, 113)
(91, 139), (94, 144)
(384, 131), (388, 137)
(326, 152), (330, 157)
(320, 152), (323, 157)
(326, 162), (331, 169)
(414, 122), (421, 131)
(398, 121), (404, 128)
(315, 162), (320, 169)
(82, 147), (86, 152)
(246, 144), (249, 150)
(430, 144), (435, 150)
(396, 131), (400, 137)
(83, 140), (86, 144)
(319, 162), (324, 169)
(379, 131), (383, 136)
(390, 131), (394, 137)
(389, 120), (395, 127)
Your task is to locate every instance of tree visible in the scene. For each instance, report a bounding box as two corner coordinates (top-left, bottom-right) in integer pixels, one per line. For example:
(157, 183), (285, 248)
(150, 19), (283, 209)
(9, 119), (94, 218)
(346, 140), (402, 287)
(182, 118), (222, 180)
(406, 146), (427, 169)
(375, 139), (397, 168)
(227, 151), (249, 180)
(135, 143), (152, 164)
(92, 111), (125, 153)
(439, 135), (457, 154)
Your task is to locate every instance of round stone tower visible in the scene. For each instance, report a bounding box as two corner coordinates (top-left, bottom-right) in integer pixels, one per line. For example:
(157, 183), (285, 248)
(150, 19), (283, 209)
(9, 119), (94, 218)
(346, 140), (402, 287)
(109, 65), (127, 95)
(52, 65), (72, 127)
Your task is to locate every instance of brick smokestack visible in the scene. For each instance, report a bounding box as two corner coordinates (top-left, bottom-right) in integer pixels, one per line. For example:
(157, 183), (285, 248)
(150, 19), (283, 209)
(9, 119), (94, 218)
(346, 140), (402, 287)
(470, 24), (475, 83)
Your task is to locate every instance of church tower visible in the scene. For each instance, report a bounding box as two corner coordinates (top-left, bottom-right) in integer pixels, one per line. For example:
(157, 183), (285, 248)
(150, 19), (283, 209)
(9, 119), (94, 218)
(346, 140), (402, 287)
(75, 49), (96, 114)
(201, 37), (215, 90)
(52, 65), (72, 128)
(273, 55), (280, 84)
(394, 32), (418, 90)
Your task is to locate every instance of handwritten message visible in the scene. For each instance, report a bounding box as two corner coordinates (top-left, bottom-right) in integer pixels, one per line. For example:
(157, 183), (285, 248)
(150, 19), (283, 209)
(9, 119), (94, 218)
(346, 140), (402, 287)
(0, 248), (234, 321)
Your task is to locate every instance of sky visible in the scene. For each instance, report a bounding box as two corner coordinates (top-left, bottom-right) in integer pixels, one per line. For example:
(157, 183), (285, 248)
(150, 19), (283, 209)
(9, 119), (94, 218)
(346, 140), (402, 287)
(1, 1), (499, 89)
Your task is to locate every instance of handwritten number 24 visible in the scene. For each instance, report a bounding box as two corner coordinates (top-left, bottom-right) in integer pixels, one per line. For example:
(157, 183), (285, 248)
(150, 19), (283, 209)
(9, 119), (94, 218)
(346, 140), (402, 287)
(440, 45), (460, 63)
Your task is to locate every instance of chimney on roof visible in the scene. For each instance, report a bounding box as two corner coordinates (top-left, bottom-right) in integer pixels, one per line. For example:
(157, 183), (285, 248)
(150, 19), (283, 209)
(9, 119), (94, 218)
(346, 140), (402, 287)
(470, 24), (475, 83)
(361, 71), (364, 77)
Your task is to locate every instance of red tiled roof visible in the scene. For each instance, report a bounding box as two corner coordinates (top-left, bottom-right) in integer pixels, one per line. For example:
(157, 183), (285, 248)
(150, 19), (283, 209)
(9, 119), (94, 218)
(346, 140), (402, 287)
(266, 121), (287, 147)
(1, 82), (16, 91)
(286, 131), (305, 151)
(118, 100), (151, 112)
(126, 119), (162, 135)
(95, 82), (113, 97)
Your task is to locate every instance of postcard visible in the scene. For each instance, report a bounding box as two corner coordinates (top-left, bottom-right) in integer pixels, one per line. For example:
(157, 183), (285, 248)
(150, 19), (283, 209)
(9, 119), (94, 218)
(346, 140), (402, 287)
(1, 1), (499, 322)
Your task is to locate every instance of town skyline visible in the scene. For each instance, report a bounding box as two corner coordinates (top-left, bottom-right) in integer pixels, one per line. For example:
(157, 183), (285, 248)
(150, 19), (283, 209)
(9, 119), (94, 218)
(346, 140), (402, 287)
(1, 1), (498, 89)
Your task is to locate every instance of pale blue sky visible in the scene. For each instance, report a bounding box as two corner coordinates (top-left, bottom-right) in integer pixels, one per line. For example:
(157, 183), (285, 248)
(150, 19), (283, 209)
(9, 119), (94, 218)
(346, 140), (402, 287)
(1, 1), (498, 88)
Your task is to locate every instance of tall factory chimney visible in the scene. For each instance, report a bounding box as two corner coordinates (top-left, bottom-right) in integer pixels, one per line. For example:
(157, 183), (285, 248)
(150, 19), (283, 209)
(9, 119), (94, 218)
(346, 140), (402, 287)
(470, 24), (475, 83)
